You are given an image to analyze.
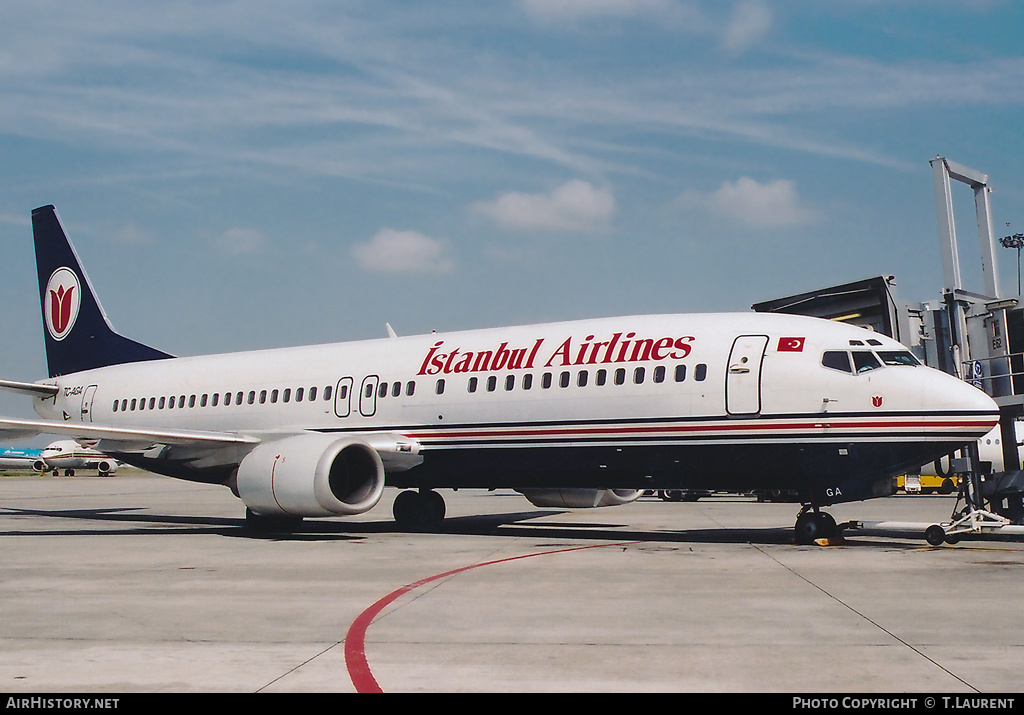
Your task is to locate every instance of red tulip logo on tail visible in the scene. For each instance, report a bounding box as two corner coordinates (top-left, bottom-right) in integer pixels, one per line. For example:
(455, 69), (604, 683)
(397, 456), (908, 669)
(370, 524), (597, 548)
(45, 267), (81, 341)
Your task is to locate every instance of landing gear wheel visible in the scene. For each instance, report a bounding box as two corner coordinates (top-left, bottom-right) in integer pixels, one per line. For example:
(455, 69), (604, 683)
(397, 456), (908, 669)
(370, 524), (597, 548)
(393, 489), (446, 531)
(794, 510), (836, 544)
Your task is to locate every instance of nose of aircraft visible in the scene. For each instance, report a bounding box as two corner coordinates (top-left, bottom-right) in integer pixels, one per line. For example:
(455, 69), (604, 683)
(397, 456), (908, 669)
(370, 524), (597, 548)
(930, 368), (1000, 434)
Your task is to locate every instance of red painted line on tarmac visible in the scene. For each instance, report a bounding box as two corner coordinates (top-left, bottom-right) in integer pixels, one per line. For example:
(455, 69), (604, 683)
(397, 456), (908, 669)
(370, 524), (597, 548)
(344, 541), (636, 693)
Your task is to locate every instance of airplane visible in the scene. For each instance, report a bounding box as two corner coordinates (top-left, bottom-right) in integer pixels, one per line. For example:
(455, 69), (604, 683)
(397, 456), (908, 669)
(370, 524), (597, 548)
(0, 204), (1001, 543)
(0, 446), (43, 470)
(36, 439), (119, 476)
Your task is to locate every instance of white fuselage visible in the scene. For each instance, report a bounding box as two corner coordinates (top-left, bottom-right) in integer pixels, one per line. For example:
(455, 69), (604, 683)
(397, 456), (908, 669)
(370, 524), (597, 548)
(32, 312), (997, 504)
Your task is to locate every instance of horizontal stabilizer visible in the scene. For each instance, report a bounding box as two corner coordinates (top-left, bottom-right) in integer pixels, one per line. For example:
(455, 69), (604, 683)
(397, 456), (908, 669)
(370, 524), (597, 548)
(0, 380), (59, 398)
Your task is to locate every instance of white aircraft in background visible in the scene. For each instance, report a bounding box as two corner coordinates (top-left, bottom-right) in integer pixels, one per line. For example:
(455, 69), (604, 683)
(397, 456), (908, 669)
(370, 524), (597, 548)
(0, 205), (1000, 543)
(0, 440), (116, 475)
(35, 439), (118, 476)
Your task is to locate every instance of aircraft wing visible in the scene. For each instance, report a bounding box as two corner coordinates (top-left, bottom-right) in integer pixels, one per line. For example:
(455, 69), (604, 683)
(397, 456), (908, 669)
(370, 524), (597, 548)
(0, 417), (261, 453)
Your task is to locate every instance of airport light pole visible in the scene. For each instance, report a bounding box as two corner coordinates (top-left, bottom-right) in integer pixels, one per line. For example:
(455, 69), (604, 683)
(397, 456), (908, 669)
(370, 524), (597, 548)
(999, 232), (1024, 295)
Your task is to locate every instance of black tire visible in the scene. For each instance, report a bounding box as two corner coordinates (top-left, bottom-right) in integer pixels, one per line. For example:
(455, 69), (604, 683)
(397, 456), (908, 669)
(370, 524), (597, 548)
(794, 512), (821, 544)
(925, 524), (946, 546)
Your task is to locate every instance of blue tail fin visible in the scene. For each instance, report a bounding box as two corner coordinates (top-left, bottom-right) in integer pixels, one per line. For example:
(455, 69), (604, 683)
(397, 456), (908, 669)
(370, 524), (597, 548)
(32, 205), (173, 378)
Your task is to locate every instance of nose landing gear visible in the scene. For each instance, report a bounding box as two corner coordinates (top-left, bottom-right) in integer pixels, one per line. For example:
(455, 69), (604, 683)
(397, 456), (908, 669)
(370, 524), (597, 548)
(794, 507), (837, 544)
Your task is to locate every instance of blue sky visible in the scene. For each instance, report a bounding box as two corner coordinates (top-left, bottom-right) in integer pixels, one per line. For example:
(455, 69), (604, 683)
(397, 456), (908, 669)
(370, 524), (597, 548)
(1, 1), (1023, 425)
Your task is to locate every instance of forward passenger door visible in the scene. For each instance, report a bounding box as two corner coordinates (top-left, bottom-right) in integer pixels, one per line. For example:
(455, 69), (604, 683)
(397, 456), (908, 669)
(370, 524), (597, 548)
(726, 336), (768, 415)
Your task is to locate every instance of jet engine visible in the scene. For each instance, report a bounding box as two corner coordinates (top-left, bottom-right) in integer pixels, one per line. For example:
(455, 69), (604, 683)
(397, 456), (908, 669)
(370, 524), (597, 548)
(516, 488), (643, 508)
(236, 433), (385, 518)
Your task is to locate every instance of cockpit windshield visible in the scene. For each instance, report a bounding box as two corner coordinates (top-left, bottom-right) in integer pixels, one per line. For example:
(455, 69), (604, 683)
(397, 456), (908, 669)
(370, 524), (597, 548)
(876, 351), (920, 366)
(820, 349), (920, 375)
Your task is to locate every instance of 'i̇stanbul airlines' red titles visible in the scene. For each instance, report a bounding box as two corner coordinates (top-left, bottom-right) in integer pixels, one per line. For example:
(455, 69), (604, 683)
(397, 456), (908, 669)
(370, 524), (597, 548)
(417, 332), (696, 376)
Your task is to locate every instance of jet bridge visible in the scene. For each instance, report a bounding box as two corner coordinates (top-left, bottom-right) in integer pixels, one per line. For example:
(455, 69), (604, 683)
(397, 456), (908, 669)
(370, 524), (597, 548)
(755, 156), (1024, 544)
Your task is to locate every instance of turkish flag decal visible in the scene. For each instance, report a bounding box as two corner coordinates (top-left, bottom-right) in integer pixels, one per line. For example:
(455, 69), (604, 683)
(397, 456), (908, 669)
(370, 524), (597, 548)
(777, 337), (805, 352)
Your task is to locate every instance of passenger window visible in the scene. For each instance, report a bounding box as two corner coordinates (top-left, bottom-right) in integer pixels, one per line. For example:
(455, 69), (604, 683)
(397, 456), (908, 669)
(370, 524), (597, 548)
(675, 365), (686, 382)
(236, 392), (244, 406)
(487, 376), (497, 392)
(522, 374), (533, 390)
(283, 389), (291, 403)
(559, 371), (570, 388)
(378, 383), (388, 399)
(406, 381), (415, 396)
(852, 351), (882, 374)
(468, 377), (478, 393)
(634, 367), (645, 384)
(614, 368), (625, 385)
(435, 379), (445, 395)
(324, 385), (332, 401)
(212, 394), (219, 407)
(296, 387), (304, 402)
(505, 375), (515, 391)
(577, 370), (588, 387)
(695, 364), (707, 381)
(654, 366), (666, 383)
(258, 391), (266, 405)
(247, 391), (255, 405)
(822, 351), (852, 373)
(270, 390), (278, 404)
(391, 382), (401, 398)
(149, 397), (156, 410)
(596, 369), (607, 386)
(542, 373), (552, 389)
(200, 394), (208, 407)
(309, 387), (317, 401)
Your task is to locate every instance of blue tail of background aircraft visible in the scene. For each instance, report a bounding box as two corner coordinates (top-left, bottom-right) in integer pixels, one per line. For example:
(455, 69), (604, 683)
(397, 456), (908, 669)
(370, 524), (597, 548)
(32, 205), (173, 378)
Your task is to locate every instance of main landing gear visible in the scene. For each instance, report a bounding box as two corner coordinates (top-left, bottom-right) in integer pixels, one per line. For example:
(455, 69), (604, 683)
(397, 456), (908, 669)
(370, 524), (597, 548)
(392, 489), (446, 531)
(793, 506), (837, 545)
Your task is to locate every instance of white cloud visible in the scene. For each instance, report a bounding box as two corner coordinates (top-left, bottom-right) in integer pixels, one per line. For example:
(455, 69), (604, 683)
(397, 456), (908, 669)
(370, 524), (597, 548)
(216, 227), (269, 255)
(722, 0), (773, 53)
(522, 0), (676, 22)
(352, 228), (454, 275)
(472, 179), (615, 232)
(677, 176), (818, 228)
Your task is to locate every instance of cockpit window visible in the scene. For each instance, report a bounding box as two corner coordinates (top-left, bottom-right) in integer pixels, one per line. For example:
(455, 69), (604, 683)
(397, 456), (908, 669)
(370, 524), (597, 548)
(821, 351), (852, 373)
(877, 350), (920, 366)
(852, 351), (881, 373)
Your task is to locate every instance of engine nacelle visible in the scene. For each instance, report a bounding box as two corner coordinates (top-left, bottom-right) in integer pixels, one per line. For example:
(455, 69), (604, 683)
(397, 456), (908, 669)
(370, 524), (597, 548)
(31, 459), (46, 472)
(96, 459), (117, 475)
(516, 488), (643, 508)
(236, 434), (385, 518)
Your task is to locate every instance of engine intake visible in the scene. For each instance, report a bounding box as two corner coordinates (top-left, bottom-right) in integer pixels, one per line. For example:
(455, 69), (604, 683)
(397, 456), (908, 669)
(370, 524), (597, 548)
(236, 434), (385, 518)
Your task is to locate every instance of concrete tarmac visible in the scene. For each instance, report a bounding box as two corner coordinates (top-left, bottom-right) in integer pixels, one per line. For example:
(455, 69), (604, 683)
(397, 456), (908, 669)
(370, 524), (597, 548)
(1, 472), (1022, 693)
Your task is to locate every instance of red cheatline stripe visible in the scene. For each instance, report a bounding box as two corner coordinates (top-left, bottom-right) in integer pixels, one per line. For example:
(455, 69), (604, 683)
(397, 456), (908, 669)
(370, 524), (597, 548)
(408, 418), (995, 441)
(344, 541), (636, 693)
